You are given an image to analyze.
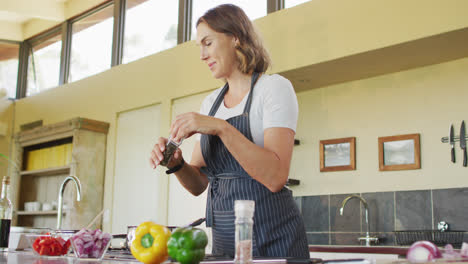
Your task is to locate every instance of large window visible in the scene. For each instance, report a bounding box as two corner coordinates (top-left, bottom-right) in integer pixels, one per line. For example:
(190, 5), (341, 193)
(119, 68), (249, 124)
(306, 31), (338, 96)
(123, 0), (179, 64)
(0, 41), (19, 99)
(27, 31), (62, 97)
(69, 4), (114, 82)
(285, 0), (311, 8)
(191, 0), (267, 40)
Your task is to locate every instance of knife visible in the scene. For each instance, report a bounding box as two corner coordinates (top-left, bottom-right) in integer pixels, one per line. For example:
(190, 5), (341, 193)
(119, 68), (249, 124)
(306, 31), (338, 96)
(461, 121), (467, 167)
(450, 124), (456, 163)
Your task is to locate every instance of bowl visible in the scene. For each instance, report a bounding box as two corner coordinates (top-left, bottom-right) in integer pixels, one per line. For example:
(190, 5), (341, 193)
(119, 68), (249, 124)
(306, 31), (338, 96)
(9, 227), (51, 250)
(70, 230), (111, 260)
(26, 234), (72, 257)
(24, 201), (42, 211)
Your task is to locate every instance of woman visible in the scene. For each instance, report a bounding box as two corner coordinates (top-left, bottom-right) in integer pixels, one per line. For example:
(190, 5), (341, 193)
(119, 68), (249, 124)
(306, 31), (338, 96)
(150, 4), (309, 258)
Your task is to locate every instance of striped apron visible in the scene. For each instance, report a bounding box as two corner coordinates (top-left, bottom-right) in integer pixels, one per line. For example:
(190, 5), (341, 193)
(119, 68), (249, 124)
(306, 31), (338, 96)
(200, 72), (309, 258)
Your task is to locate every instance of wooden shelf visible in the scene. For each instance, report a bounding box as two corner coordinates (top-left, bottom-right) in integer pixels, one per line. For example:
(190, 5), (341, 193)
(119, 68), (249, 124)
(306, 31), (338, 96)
(20, 165), (71, 177)
(17, 210), (64, 216)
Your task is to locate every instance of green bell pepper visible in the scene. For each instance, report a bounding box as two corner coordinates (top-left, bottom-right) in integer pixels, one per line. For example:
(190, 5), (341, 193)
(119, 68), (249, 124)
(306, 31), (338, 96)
(167, 227), (208, 264)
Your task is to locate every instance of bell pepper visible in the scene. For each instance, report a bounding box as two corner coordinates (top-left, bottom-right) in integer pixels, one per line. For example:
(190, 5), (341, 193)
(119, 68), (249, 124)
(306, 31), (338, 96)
(32, 235), (71, 256)
(167, 227), (208, 264)
(131, 221), (172, 264)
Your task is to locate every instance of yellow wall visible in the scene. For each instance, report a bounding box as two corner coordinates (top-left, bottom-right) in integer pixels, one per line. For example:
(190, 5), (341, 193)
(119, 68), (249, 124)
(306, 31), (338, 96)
(1, 0), (467, 232)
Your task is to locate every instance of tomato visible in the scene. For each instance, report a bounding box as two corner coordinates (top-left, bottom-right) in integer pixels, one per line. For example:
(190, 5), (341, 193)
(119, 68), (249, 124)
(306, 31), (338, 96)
(32, 236), (71, 256)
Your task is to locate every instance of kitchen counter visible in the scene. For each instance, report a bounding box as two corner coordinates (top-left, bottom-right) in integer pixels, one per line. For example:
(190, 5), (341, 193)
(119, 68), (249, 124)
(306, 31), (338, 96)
(309, 246), (409, 256)
(4, 250), (468, 264)
(0, 250), (374, 264)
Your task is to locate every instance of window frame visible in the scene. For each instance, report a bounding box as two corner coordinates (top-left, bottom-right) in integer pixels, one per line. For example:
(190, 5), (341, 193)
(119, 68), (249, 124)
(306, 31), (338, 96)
(0, 39), (21, 99)
(23, 25), (63, 98)
(68, 1), (115, 83)
(13, 0), (274, 99)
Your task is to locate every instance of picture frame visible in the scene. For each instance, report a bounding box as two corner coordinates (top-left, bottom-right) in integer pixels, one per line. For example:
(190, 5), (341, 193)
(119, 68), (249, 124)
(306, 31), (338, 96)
(320, 137), (356, 172)
(378, 133), (420, 171)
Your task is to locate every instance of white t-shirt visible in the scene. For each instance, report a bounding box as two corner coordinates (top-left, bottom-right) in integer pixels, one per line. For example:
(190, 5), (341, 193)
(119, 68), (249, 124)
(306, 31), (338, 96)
(198, 74), (298, 147)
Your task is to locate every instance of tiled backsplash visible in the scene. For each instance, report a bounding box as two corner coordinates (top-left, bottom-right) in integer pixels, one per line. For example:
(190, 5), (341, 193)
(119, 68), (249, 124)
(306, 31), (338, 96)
(294, 187), (468, 246)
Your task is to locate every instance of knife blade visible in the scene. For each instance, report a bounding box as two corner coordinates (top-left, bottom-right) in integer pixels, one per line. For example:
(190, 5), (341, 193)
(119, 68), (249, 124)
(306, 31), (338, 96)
(450, 124), (456, 163)
(461, 121), (467, 167)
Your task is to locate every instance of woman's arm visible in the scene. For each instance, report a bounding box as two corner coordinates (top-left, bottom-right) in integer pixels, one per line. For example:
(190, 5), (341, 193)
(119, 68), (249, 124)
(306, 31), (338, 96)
(172, 141), (209, 196)
(218, 125), (294, 192)
(150, 138), (208, 196)
(170, 113), (295, 193)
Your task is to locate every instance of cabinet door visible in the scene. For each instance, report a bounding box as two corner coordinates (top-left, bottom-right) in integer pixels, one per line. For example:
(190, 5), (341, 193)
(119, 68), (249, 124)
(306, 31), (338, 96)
(112, 104), (162, 235)
(168, 93), (209, 227)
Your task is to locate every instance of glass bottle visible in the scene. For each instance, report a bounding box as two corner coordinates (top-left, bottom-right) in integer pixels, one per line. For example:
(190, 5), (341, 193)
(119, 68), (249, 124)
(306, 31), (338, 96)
(0, 176), (12, 251)
(234, 200), (255, 264)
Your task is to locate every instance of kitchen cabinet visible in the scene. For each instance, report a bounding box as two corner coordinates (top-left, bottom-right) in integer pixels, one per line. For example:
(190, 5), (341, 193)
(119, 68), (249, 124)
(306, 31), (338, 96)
(12, 117), (109, 229)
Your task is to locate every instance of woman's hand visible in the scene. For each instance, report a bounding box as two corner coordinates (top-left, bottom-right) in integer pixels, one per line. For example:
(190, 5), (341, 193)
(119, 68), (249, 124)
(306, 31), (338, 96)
(149, 137), (183, 169)
(170, 112), (226, 142)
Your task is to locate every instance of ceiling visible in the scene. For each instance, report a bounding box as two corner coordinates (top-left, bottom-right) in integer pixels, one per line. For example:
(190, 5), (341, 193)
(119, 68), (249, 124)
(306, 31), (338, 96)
(0, 0), (109, 41)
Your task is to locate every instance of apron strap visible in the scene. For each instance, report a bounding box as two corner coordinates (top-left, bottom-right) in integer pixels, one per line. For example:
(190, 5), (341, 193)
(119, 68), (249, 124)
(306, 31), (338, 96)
(207, 72), (260, 117)
(242, 72), (260, 114)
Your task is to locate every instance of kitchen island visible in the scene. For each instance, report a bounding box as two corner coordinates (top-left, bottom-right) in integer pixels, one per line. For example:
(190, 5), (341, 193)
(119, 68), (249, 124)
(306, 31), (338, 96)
(0, 249), (406, 264)
(0, 250), (358, 264)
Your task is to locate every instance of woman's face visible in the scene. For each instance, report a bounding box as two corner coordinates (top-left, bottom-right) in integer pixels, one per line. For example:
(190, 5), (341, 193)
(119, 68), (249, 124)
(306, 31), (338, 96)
(196, 22), (238, 79)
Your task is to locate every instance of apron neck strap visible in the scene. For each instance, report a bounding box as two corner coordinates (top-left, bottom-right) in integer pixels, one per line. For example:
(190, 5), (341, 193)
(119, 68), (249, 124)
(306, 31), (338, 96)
(207, 72), (261, 117)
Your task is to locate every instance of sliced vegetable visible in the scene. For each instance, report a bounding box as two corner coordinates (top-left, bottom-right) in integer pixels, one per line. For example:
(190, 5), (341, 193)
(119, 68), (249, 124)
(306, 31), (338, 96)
(32, 235), (71, 256)
(71, 228), (112, 259)
(461, 242), (468, 257)
(407, 241), (441, 263)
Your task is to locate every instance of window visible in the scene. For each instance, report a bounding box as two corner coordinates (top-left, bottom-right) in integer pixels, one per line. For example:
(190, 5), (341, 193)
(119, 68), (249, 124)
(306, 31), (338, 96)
(27, 30), (62, 97)
(0, 41), (19, 99)
(191, 0), (267, 40)
(285, 0), (311, 8)
(70, 4), (114, 82)
(123, 0), (179, 64)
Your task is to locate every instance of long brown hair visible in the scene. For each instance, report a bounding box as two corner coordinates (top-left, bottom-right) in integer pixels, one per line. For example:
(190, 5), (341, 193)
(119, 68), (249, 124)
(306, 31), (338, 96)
(196, 4), (271, 74)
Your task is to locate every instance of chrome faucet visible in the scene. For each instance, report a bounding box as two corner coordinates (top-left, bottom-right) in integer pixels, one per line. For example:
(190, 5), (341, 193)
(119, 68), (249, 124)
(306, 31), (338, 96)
(56, 176), (82, 230)
(340, 195), (379, 246)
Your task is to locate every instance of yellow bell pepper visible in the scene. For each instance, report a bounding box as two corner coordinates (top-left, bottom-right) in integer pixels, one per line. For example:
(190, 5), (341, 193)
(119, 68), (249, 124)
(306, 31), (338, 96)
(131, 221), (171, 264)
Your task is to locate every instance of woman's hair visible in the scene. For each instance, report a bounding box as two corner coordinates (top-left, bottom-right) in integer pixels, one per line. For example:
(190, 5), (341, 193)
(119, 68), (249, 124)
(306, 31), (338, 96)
(196, 4), (271, 74)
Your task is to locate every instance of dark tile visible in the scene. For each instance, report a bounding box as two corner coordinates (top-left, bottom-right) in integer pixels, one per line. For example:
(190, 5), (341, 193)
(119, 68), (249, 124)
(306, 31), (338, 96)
(302, 195), (329, 232)
(433, 188), (468, 231)
(330, 194), (361, 232)
(330, 233), (361, 245)
(306, 233), (329, 245)
(361, 192), (394, 232)
(294, 196), (302, 214)
(395, 190), (432, 230)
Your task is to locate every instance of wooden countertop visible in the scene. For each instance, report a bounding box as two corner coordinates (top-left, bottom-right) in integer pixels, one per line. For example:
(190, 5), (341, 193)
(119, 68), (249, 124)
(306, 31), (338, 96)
(309, 245), (409, 256)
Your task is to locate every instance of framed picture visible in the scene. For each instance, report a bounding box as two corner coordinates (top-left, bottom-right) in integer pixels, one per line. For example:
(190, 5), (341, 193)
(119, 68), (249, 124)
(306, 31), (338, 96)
(320, 137), (356, 172)
(378, 133), (420, 171)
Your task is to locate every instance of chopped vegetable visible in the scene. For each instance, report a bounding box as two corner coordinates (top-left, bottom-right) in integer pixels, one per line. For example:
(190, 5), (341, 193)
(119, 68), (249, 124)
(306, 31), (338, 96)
(131, 221), (172, 264)
(461, 242), (468, 257)
(167, 227), (208, 264)
(32, 235), (71, 256)
(71, 228), (112, 259)
(407, 241), (441, 263)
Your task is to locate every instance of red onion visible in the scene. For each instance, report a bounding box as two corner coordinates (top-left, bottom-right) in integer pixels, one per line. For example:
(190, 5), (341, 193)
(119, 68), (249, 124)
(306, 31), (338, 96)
(71, 228), (112, 259)
(407, 241), (441, 263)
(460, 242), (468, 258)
(442, 244), (462, 259)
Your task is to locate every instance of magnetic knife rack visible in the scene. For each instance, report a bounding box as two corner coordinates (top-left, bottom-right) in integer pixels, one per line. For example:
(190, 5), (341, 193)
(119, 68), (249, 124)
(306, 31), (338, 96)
(441, 135), (467, 143)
